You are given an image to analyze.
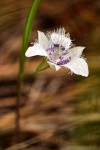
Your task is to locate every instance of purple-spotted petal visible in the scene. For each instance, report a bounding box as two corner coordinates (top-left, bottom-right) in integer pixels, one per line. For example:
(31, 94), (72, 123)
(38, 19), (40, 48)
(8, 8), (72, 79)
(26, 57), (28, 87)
(38, 31), (48, 49)
(47, 61), (61, 71)
(25, 43), (48, 57)
(63, 58), (89, 77)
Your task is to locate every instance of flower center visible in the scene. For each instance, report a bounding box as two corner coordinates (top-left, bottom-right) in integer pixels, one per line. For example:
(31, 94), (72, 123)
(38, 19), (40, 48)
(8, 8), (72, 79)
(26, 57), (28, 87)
(46, 43), (71, 65)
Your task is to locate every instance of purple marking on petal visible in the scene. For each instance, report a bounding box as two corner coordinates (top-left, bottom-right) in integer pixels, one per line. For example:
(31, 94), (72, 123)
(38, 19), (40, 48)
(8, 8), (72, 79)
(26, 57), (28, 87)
(49, 52), (52, 55)
(62, 50), (68, 55)
(54, 44), (59, 47)
(57, 61), (63, 65)
(46, 42), (72, 65)
(57, 57), (71, 65)
(59, 56), (63, 60)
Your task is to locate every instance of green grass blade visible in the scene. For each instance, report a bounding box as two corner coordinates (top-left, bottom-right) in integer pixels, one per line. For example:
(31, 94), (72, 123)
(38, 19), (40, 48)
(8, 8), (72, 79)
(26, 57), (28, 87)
(19, 0), (41, 78)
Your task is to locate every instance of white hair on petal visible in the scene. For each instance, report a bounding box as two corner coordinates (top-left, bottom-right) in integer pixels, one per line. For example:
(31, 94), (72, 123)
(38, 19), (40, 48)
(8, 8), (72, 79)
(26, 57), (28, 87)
(67, 68), (73, 75)
(66, 33), (70, 38)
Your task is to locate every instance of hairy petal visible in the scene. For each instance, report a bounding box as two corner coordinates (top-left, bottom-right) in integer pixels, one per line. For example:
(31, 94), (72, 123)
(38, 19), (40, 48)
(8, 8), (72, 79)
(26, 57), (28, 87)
(25, 43), (48, 57)
(38, 31), (48, 49)
(63, 58), (89, 77)
(51, 33), (71, 49)
(47, 61), (61, 71)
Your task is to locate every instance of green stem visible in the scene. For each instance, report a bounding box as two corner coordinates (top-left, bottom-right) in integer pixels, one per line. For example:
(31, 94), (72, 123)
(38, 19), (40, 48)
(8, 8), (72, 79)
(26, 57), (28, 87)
(19, 0), (41, 78)
(29, 65), (50, 75)
(16, 76), (22, 142)
(35, 58), (46, 72)
(16, 0), (41, 141)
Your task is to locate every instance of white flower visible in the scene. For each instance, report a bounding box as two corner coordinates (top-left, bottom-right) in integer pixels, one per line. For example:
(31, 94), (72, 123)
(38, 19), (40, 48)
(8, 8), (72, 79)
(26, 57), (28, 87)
(25, 28), (89, 77)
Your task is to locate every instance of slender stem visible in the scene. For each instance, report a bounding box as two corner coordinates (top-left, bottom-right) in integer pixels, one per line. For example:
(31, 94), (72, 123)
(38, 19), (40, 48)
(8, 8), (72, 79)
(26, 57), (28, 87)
(39, 65), (50, 72)
(35, 58), (46, 72)
(15, 64), (49, 136)
(16, 75), (22, 142)
(15, 0), (41, 142)
(26, 65), (50, 75)
(20, 0), (41, 75)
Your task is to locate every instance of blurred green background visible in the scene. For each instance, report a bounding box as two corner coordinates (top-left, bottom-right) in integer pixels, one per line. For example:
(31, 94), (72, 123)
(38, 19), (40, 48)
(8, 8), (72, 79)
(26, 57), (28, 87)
(0, 0), (100, 149)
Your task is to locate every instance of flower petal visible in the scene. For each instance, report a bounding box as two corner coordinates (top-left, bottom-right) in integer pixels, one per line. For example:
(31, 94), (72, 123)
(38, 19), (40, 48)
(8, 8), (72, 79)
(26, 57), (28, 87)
(51, 33), (71, 49)
(63, 58), (89, 77)
(63, 46), (85, 60)
(25, 43), (48, 57)
(47, 61), (61, 71)
(68, 46), (85, 57)
(38, 31), (48, 49)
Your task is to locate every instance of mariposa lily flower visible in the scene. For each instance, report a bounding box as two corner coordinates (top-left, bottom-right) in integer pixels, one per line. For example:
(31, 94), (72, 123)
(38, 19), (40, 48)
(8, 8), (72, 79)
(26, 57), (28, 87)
(25, 28), (89, 77)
